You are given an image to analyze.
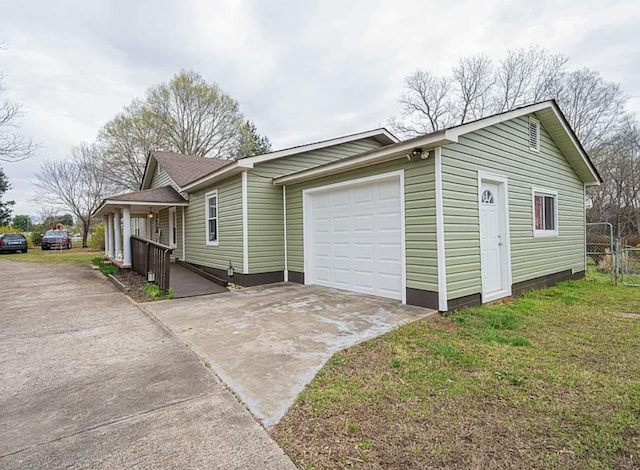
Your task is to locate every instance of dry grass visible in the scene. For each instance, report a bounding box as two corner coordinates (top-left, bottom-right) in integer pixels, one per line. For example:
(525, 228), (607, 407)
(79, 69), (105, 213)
(272, 273), (640, 469)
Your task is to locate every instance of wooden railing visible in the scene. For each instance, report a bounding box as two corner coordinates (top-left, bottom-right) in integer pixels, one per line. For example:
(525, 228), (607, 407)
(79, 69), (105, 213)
(131, 236), (173, 293)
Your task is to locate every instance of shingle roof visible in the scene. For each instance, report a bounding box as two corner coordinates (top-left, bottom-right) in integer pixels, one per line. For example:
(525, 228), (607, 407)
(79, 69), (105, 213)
(150, 151), (231, 187)
(108, 185), (186, 204)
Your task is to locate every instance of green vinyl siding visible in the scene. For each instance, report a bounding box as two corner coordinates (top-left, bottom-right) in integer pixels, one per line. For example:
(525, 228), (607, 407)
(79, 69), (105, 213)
(441, 115), (586, 300)
(183, 175), (244, 272)
(150, 165), (173, 189)
(156, 208), (169, 246)
(175, 208), (183, 257)
(247, 138), (384, 273)
(286, 157), (438, 292)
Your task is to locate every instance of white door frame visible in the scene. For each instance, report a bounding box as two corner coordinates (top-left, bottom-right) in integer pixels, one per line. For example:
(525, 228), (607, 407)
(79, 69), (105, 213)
(478, 171), (512, 303)
(302, 170), (407, 303)
(168, 207), (177, 248)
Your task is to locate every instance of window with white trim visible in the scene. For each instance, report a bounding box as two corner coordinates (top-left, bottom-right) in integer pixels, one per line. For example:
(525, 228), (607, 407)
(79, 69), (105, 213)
(533, 189), (558, 236)
(528, 117), (540, 151)
(205, 190), (218, 245)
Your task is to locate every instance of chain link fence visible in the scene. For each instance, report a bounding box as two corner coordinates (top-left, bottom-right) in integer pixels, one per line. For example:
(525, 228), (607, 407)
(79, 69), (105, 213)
(620, 247), (640, 286)
(586, 222), (640, 286)
(586, 222), (614, 278)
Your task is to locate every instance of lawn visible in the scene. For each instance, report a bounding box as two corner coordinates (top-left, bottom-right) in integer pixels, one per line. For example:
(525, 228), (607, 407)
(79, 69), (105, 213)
(272, 273), (640, 469)
(0, 247), (103, 264)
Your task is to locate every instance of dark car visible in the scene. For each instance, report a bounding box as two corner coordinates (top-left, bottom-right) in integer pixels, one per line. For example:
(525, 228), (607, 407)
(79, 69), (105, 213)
(41, 230), (72, 250)
(0, 233), (28, 254)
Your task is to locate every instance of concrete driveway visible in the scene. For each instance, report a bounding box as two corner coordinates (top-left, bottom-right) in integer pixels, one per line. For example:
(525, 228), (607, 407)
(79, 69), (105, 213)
(0, 260), (294, 470)
(143, 283), (434, 427)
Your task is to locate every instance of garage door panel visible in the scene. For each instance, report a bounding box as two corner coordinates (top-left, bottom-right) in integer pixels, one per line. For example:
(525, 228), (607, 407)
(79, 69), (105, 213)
(306, 175), (404, 301)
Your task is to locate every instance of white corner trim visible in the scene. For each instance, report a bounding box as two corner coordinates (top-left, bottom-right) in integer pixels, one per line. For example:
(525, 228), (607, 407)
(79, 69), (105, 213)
(242, 171), (249, 274)
(478, 171), (513, 303)
(531, 187), (559, 237)
(434, 147), (448, 312)
(204, 189), (219, 246)
(283, 185), (288, 282)
(181, 206), (186, 260)
(399, 170), (407, 304)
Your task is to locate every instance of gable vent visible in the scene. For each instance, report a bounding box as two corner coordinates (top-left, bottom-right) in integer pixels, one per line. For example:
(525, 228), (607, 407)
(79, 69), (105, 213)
(528, 117), (540, 151)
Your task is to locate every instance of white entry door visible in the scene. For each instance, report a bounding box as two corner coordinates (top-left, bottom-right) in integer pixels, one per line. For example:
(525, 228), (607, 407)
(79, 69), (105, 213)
(304, 173), (405, 301)
(479, 177), (511, 302)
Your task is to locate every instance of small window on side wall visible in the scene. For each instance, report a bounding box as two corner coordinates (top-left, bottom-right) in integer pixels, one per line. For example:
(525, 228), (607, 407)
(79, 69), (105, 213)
(532, 189), (558, 237)
(205, 190), (218, 245)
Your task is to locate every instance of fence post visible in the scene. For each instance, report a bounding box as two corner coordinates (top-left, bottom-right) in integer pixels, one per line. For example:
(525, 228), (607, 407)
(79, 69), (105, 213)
(614, 239), (621, 286)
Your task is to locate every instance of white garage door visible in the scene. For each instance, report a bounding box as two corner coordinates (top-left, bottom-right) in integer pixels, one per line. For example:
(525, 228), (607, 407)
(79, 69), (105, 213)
(304, 174), (404, 301)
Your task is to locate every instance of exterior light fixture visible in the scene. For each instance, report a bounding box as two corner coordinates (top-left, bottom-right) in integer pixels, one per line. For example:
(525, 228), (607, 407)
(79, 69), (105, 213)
(148, 209), (154, 219)
(147, 270), (156, 283)
(227, 261), (234, 277)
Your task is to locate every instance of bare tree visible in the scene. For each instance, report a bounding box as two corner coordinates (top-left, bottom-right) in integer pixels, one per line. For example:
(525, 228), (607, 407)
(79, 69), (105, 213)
(390, 47), (628, 154)
(35, 143), (109, 247)
(452, 54), (495, 123)
(556, 68), (628, 151)
(390, 71), (454, 135)
(494, 47), (568, 112)
(0, 72), (38, 162)
(587, 118), (640, 238)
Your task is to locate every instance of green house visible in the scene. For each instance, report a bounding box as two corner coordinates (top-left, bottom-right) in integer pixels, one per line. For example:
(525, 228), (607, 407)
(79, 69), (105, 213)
(95, 100), (601, 312)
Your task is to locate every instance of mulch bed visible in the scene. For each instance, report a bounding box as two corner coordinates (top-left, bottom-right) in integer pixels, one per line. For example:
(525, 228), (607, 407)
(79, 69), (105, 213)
(113, 270), (156, 302)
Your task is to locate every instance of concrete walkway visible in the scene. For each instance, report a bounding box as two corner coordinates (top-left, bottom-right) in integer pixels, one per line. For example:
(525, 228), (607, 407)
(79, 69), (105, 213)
(144, 283), (434, 427)
(0, 260), (295, 470)
(170, 262), (227, 298)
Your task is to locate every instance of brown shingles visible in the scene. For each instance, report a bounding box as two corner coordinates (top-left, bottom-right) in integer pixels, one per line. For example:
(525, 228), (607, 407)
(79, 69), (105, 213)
(151, 151), (231, 187)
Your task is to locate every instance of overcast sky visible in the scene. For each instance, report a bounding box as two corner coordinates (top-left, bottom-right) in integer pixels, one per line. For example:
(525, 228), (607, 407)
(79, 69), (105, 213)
(1, 0), (639, 216)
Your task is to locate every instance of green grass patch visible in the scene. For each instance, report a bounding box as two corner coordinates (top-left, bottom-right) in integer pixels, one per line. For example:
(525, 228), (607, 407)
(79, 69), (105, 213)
(2, 247), (103, 264)
(144, 283), (175, 300)
(273, 272), (640, 469)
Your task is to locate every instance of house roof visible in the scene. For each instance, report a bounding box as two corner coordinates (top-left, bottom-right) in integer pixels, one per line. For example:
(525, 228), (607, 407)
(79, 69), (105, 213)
(94, 186), (189, 217)
(139, 151), (231, 190)
(181, 128), (398, 192)
(273, 101), (602, 186)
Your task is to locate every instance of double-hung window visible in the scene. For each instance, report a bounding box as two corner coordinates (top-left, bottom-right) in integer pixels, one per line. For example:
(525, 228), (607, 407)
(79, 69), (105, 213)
(532, 188), (558, 237)
(206, 190), (218, 245)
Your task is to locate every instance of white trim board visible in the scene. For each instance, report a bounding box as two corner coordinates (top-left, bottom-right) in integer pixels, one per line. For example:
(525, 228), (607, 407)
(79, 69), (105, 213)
(242, 171), (249, 274)
(283, 185), (289, 282)
(204, 189), (219, 247)
(434, 147), (448, 312)
(531, 187), (559, 238)
(302, 170), (407, 304)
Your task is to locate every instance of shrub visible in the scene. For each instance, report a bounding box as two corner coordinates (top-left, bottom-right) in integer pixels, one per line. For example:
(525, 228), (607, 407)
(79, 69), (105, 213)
(89, 223), (105, 250)
(30, 232), (43, 246)
(0, 225), (20, 234)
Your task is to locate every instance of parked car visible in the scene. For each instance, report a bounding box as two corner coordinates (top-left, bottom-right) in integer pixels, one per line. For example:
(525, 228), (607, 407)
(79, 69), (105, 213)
(0, 233), (28, 254)
(41, 230), (72, 250)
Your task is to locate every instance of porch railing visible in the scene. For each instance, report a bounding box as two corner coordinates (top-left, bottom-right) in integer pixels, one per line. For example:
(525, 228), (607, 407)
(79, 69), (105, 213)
(131, 236), (173, 293)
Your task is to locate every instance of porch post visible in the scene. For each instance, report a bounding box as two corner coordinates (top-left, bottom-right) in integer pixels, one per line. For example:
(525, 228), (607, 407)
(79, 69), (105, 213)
(103, 216), (109, 258)
(114, 208), (122, 261)
(107, 213), (115, 259)
(122, 205), (132, 267)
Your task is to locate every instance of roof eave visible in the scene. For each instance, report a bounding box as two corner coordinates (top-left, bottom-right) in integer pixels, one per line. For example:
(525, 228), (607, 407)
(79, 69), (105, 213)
(273, 132), (453, 186)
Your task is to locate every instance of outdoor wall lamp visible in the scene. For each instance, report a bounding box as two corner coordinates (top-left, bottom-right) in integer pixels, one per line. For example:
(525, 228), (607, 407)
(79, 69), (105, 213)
(147, 270), (156, 283)
(227, 261), (234, 277)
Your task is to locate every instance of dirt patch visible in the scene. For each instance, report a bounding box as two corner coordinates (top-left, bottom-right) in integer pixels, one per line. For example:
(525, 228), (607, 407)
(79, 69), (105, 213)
(615, 312), (640, 319)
